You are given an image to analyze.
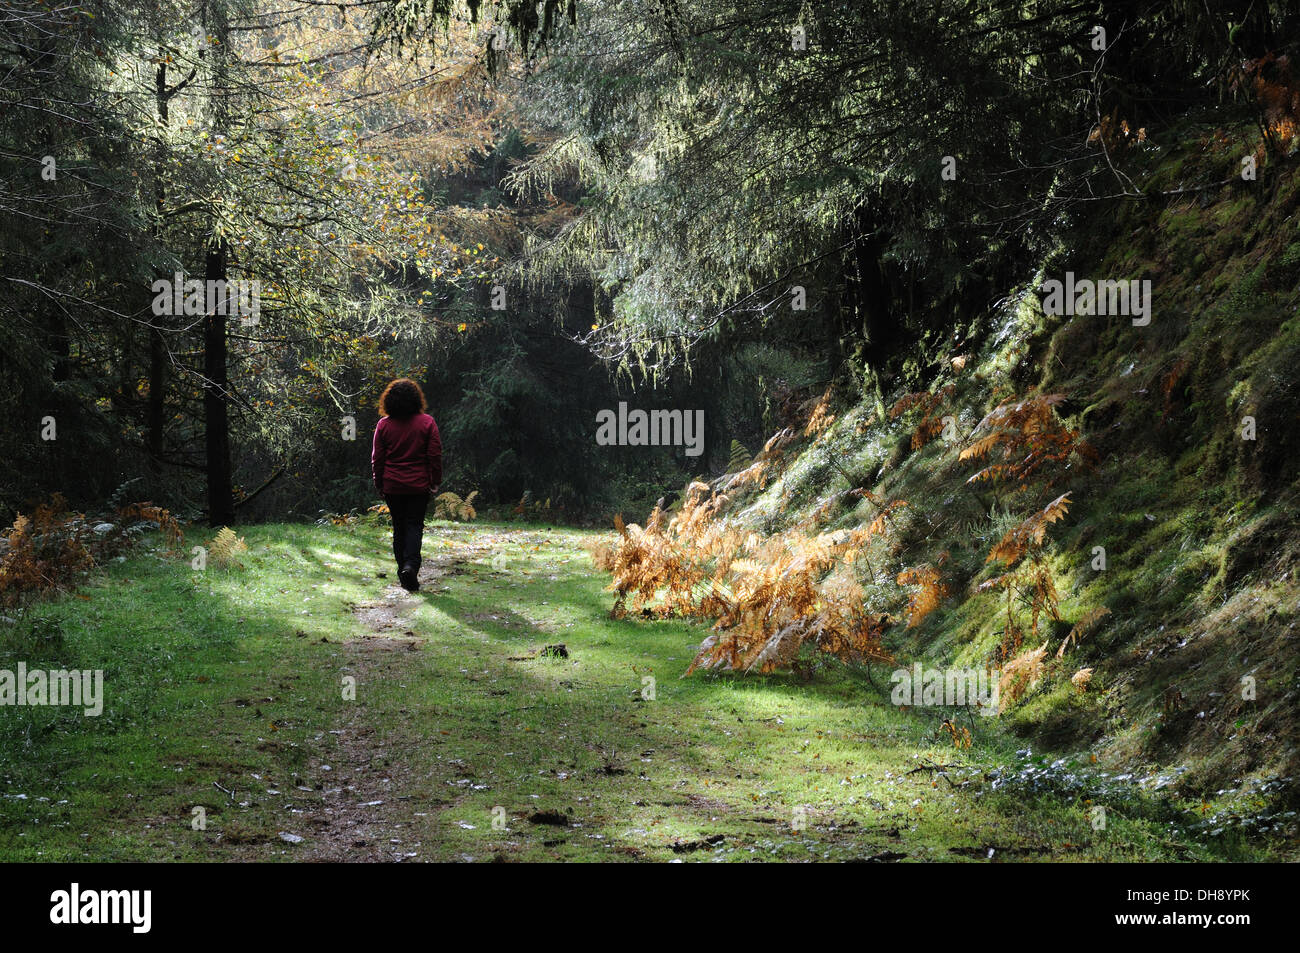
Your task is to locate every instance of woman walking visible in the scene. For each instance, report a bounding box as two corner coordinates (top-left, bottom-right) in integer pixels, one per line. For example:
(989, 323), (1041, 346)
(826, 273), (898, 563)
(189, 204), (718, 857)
(372, 378), (442, 592)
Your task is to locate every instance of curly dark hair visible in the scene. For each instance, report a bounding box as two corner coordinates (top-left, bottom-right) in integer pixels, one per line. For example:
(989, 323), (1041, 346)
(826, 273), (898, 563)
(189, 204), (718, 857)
(378, 378), (427, 420)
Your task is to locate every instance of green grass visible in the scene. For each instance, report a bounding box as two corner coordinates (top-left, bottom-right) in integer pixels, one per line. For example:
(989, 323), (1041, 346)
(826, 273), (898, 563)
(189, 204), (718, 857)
(0, 520), (1287, 862)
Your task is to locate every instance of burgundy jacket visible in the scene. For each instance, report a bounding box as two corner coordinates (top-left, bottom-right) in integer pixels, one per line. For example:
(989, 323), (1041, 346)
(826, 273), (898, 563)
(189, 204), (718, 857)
(372, 412), (442, 495)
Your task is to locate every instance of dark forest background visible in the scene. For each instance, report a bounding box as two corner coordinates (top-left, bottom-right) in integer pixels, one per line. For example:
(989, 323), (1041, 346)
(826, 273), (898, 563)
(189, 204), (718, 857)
(1, 0), (1295, 525)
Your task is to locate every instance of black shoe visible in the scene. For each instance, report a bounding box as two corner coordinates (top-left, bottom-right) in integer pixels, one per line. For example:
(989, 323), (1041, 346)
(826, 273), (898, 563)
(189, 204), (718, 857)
(398, 563), (419, 592)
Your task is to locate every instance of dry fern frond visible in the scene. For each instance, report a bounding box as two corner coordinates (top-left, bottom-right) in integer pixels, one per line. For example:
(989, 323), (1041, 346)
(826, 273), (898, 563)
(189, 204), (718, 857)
(209, 527), (248, 568)
(889, 384), (955, 450)
(433, 491), (478, 522)
(959, 432), (1001, 463)
(0, 497), (94, 606)
(987, 493), (1071, 566)
(939, 719), (973, 749)
(960, 392), (1092, 486)
(1071, 667), (1095, 692)
(802, 387), (836, 438)
(999, 642), (1048, 709)
(1057, 606), (1111, 658)
(867, 499), (909, 537)
(116, 502), (184, 551)
(896, 563), (948, 628)
(723, 426), (801, 491)
(600, 484), (892, 675)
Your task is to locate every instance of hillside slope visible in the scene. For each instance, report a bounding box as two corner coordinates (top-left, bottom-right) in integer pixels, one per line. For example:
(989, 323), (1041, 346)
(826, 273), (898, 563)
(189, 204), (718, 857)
(646, 120), (1298, 835)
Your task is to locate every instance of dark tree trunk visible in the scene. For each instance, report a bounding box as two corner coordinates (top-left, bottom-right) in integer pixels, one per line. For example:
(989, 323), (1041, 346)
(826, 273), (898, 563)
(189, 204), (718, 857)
(148, 53), (169, 471)
(842, 223), (896, 369)
(201, 3), (236, 526)
(204, 241), (235, 527)
(148, 327), (166, 468)
(48, 313), (71, 382)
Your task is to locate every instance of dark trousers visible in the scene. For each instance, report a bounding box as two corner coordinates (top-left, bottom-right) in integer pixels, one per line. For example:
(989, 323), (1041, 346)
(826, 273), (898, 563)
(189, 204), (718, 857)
(384, 492), (429, 572)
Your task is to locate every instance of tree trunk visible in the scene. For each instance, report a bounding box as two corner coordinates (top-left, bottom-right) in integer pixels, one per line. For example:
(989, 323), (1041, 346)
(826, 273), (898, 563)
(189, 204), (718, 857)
(843, 225), (895, 370)
(148, 54), (168, 471)
(204, 240), (235, 527)
(203, 2), (235, 527)
(148, 327), (166, 468)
